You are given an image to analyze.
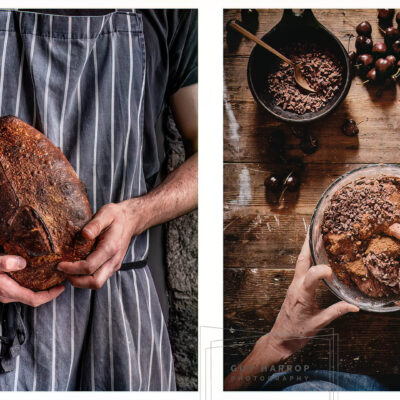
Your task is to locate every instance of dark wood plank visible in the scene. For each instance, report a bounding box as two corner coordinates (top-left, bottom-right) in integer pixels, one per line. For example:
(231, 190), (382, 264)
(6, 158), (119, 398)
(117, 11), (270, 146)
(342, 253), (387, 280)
(224, 163), (366, 268)
(224, 210), (309, 268)
(224, 82), (399, 163)
(224, 162), (365, 209)
(224, 268), (400, 377)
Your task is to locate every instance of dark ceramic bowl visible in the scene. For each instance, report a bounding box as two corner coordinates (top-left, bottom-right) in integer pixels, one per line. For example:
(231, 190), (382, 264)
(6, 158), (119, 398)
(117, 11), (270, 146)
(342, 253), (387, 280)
(247, 9), (352, 124)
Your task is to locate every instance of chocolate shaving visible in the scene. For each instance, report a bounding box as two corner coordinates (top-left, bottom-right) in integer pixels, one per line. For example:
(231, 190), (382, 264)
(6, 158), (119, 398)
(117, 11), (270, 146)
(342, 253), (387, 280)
(267, 43), (343, 115)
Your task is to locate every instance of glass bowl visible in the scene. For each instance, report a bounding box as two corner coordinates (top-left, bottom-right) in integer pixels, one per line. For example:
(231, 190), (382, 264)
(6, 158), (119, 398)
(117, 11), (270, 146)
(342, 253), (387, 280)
(309, 164), (400, 313)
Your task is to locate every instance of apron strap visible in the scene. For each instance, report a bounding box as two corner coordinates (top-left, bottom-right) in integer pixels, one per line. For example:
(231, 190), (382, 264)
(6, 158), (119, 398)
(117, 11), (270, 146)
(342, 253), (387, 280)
(0, 303), (26, 373)
(120, 259), (147, 271)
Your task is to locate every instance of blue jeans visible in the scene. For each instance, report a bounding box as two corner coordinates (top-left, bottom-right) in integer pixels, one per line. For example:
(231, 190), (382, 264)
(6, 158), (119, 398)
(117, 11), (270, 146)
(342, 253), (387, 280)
(263, 370), (395, 391)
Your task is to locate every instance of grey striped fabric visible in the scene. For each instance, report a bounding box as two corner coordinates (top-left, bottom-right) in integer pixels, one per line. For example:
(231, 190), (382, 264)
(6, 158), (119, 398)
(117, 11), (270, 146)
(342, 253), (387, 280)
(0, 9), (175, 391)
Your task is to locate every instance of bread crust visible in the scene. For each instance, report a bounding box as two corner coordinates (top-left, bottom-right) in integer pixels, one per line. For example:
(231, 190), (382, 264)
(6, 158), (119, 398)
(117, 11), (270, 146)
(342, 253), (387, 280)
(0, 116), (94, 291)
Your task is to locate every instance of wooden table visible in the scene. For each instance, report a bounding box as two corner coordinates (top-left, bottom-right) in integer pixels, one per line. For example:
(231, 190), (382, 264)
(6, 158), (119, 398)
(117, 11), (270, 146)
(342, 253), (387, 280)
(224, 9), (400, 381)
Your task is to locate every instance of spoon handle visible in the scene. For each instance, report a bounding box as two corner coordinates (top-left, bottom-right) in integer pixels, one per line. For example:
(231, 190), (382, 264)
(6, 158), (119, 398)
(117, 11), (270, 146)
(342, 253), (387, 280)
(229, 21), (294, 66)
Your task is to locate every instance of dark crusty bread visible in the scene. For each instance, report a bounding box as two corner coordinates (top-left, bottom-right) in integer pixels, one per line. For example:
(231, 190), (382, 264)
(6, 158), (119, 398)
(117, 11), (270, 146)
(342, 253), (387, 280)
(0, 115), (94, 291)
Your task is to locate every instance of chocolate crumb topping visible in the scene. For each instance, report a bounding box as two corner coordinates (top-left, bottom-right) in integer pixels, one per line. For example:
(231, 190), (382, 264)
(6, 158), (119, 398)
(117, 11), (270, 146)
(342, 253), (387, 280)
(322, 178), (396, 237)
(322, 176), (400, 298)
(267, 43), (343, 115)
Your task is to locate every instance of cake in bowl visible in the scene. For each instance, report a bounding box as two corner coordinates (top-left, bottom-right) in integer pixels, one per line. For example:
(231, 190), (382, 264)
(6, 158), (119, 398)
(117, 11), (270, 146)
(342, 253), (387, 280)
(322, 176), (400, 298)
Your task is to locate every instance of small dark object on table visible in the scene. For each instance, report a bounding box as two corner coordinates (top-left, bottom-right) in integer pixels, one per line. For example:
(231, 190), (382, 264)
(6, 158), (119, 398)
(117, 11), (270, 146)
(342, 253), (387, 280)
(356, 21), (372, 37)
(356, 35), (373, 54)
(300, 134), (319, 154)
(284, 173), (300, 192)
(342, 119), (359, 137)
(264, 174), (281, 191)
(384, 26), (400, 46)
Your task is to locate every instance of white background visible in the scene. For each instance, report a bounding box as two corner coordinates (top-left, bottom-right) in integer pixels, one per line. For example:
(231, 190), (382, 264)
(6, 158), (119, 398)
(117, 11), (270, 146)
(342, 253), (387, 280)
(2, 0), (400, 399)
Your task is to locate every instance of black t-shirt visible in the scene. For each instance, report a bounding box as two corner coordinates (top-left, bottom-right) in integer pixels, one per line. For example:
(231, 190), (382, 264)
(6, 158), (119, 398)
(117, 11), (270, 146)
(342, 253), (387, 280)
(140, 9), (198, 185)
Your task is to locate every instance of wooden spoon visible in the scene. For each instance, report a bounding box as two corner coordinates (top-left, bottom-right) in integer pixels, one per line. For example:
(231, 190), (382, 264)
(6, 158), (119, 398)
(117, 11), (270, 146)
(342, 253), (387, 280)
(229, 21), (315, 93)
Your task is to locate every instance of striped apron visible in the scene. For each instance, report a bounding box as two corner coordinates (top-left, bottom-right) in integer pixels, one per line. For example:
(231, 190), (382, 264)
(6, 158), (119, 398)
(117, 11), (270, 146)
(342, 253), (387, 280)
(0, 10), (175, 391)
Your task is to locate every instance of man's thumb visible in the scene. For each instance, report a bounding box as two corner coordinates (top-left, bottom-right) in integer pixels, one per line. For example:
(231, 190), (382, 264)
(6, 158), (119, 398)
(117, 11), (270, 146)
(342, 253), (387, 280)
(0, 255), (26, 272)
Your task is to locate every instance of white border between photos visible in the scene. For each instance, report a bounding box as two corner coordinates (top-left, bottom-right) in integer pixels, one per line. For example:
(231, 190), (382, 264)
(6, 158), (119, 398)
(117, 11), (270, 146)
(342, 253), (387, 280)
(1, 0), (400, 399)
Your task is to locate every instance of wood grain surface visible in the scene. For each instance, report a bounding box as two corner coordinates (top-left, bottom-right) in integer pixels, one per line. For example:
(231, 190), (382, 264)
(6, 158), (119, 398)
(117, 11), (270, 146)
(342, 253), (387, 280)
(224, 9), (400, 379)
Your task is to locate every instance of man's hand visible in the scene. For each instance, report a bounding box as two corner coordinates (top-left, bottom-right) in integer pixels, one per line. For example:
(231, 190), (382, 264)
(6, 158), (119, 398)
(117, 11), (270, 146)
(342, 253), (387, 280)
(58, 149), (197, 290)
(224, 234), (359, 390)
(57, 199), (145, 290)
(265, 234), (359, 360)
(59, 84), (198, 291)
(0, 255), (64, 306)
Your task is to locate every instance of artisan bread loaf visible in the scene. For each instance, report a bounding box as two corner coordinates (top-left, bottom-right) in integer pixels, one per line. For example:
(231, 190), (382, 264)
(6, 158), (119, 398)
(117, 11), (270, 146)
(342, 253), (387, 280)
(0, 116), (94, 291)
